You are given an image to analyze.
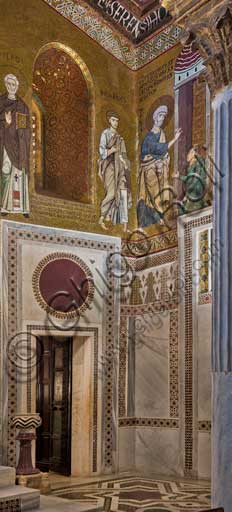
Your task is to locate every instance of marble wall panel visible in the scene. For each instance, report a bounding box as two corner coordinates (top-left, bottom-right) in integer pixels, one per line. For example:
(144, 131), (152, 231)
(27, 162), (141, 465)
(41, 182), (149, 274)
(198, 432), (211, 479)
(135, 428), (183, 476)
(118, 428), (135, 471)
(197, 305), (211, 421)
(135, 314), (170, 418)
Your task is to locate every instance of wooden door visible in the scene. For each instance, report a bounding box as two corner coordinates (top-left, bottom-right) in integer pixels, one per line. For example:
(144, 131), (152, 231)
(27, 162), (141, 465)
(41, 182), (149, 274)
(36, 336), (72, 475)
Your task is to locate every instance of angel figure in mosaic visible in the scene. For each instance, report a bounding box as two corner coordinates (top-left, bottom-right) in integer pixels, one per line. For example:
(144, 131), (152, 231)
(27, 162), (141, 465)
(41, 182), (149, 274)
(137, 105), (182, 228)
(98, 112), (132, 232)
(0, 74), (30, 215)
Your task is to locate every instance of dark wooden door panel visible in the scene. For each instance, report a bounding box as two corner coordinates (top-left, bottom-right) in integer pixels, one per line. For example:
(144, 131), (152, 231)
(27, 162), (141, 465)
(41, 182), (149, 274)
(36, 336), (72, 475)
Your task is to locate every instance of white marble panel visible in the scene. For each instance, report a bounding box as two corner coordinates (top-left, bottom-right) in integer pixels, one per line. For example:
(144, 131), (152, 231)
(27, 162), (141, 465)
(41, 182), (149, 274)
(198, 432), (211, 479)
(118, 428), (135, 471)
(135, 428), (183, 476)
(197, 304), (212, 421)
(0, 466), (15, 487)
(135, 313), (170, 418)
(72, 335), (93, 475)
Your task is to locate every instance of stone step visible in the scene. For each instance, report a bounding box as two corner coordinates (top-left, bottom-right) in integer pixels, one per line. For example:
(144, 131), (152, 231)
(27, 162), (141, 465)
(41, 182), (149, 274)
(0, 485), (40, 511)
(0, 466), (16, 487)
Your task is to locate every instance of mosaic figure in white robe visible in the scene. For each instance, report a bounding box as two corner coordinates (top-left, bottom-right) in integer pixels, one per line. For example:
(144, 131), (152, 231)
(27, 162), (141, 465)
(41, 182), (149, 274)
(0, 74), (30, 214)
(98, 112), (132, 232)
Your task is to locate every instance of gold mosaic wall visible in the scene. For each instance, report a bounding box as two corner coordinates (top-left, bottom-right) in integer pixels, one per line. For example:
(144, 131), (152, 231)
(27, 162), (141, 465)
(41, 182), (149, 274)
(3, 0), (207, 250)
(0, 0), (138, 237)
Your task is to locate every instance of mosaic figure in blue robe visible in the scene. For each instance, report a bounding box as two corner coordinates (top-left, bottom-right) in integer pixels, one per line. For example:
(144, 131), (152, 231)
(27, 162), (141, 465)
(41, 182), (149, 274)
(137, 105), (182, 228)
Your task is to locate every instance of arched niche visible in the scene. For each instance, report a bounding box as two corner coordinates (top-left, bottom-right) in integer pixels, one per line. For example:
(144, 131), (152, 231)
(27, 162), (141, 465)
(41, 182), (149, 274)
(32, 43), (94, 204)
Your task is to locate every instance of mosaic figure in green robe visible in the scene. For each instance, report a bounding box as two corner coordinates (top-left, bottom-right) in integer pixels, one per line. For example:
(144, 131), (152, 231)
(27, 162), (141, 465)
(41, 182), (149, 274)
(176, 146), (208, 214)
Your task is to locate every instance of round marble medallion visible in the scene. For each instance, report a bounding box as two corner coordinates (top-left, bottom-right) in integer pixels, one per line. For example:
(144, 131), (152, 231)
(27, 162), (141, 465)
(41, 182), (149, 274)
(32, 252), (94, 319)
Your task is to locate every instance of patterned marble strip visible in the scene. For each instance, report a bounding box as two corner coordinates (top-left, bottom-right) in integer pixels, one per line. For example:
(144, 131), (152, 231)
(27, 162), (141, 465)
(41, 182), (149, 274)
(198, 420), (211, 432)
(134, 247), (178, 271)
(103, 257), (115, 468)
(198, 292), (212, 305)
(43, 0), (181, 70)
(5, 223), (118, 470)
(121, 301), (177, 316)
(169, 310), (179, 418)
(183, 213), (212, 475)
(119, 417), (179, 428)
(119, 316), (128, 418)
(0, 499), (20, 512)
(7, 230), (18, 466)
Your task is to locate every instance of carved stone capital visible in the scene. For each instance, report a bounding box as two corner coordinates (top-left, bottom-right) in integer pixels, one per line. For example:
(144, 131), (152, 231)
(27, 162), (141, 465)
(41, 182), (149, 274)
(165, 0), (232, 94)
(12, 413), (42, 431)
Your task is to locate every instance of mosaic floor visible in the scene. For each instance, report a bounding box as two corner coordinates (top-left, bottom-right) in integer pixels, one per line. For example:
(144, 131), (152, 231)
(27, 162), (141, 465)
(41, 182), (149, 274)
(51, 476), (211, 512)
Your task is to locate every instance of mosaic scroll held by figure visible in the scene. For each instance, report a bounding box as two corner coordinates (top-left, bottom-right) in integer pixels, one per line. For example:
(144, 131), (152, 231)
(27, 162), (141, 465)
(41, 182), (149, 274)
(98, 112), (132, 233)
(0, 73), (30, 215)
(137, 100), (182, 228)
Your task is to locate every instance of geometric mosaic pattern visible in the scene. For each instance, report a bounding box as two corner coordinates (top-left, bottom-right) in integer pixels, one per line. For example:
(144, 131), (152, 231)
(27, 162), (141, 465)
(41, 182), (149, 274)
(198, 292), (212, 305)
(0, 499), (20, 512)
(52, 476), (211, 511)
(119, 418), (179, 428)
(198, 421), (211, 432)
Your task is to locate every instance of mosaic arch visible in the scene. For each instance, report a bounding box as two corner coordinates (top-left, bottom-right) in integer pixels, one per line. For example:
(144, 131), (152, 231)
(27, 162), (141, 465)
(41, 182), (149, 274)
(32, 42), (95, 204)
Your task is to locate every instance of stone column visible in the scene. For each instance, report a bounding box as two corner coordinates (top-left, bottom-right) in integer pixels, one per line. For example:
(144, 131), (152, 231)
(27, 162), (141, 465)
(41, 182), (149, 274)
(211, 85), (232, 512)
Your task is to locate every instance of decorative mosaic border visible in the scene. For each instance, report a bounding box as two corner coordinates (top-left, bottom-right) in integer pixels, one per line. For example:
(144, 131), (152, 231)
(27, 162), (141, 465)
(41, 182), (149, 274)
(198, 292), (212, 305)
(121, 301), (177, 316)
(182, 213), (212, 475)
(119, 417), (179, 428)
(170, 309), (179, 418)
(4, 223), (119, 470)
(198, 420), (211, 432)
(118, 316), (128, 418)
(26, 324), (99, 472)
(32, 252), (95, 319)
(134, 247), (178, 272)
(0, 499), (20, 512)
(43, 0), (181, 70)
(122, 229), (178, 256)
